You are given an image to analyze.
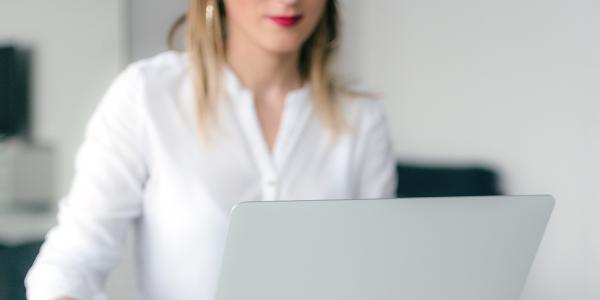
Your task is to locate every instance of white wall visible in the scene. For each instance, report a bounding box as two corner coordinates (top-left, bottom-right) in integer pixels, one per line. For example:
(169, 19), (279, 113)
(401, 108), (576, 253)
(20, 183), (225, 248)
(0, 1), (132, 298)
(128, 0), (187, 61)
(342, 0), (599, 299)
(0, 0), (127, 200)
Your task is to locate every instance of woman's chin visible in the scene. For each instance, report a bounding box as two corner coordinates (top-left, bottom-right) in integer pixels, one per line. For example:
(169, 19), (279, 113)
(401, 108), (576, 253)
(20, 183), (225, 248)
(259, 37), (306, 55)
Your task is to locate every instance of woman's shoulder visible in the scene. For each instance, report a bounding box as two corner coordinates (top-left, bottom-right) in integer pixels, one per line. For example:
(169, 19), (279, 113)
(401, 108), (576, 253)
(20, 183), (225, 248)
(125, 50), (189, 83)
(98, 51), (192, 123)
(336, 83), (387, 126)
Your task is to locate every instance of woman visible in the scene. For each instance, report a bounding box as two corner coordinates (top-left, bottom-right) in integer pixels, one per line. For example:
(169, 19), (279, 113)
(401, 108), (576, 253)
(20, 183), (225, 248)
(25, 0), (397, 299)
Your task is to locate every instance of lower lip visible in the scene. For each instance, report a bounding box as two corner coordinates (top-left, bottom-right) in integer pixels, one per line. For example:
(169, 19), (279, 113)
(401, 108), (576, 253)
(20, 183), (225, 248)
(269, 16), (303, 27)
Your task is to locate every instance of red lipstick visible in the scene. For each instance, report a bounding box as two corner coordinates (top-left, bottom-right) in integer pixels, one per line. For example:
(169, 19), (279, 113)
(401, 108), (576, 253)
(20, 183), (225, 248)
(268, 15), (303, 27)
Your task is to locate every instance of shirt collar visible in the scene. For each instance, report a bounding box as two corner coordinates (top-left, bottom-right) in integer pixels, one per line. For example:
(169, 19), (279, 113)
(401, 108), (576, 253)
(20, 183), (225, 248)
(222, 64), (312, 106)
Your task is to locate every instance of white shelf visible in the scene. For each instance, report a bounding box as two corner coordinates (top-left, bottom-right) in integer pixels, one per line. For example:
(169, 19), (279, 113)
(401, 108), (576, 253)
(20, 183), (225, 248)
(0, 209), (56, 245)
(0, 139), (54, 210)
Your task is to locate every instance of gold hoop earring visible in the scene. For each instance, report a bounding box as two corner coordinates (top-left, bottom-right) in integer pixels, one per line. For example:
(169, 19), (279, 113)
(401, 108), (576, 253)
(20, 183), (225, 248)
(205, 0), (215, 28)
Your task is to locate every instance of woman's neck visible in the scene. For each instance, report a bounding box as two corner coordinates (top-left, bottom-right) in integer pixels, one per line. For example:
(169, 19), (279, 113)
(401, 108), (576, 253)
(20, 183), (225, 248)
(225, 31), (303, 100)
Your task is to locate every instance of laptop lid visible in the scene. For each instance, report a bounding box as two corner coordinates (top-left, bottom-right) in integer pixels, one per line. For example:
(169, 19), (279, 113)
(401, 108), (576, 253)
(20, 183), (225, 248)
(215, 195), (554, 300)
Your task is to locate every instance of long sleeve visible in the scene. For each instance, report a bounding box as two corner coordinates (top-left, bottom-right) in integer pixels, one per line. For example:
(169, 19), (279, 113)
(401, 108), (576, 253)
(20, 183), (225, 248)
(25, 64), (148, 300)
(356, 100), (398, 199)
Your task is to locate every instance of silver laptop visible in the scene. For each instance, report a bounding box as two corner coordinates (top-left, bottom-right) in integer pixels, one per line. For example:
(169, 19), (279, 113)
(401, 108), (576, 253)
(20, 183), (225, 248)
(215, 195), (554, 300)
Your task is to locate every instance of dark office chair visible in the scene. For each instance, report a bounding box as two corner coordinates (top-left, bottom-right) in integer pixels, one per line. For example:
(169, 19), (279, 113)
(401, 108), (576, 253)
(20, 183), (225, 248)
(395, 162), (502, 197)
(0, 240), (43, 300)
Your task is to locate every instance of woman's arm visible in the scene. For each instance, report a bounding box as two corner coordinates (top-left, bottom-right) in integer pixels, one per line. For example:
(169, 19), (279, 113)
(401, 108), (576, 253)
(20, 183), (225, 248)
(356, 100), (398, 199)
(25, 64), (148, 300)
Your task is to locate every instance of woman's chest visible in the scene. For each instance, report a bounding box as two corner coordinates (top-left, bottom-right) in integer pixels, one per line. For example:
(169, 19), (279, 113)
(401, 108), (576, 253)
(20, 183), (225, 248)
(145, 133), (355, 226)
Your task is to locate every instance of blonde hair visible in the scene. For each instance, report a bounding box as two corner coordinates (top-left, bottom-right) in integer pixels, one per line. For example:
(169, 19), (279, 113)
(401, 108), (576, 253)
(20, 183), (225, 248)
(168, 0), (347, 137)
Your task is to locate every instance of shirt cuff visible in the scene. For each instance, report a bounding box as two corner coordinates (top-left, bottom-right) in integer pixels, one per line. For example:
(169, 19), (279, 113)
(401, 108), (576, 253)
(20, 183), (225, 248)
(25, 264), (104, 300)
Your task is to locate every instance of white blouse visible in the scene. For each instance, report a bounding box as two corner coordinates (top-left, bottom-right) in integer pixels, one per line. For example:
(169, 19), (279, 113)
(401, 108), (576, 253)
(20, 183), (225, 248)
(25, 51), (397, 300)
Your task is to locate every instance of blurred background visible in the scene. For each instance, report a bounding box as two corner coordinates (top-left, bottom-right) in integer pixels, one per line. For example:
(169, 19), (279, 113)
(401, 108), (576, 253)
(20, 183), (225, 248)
(0, 0), (598, 299)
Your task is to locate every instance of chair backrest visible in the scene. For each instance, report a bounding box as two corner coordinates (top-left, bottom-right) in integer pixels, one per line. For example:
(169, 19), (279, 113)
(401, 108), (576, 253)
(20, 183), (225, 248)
(396, 162), (502, 197)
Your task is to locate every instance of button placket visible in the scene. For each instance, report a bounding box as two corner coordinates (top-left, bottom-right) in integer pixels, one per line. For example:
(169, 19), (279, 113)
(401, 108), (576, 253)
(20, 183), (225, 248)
(262, 173), (278, 201)
(225, 66), (311, 202)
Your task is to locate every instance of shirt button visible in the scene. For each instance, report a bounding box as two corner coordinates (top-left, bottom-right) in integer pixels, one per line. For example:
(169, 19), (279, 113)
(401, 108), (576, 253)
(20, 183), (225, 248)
(265, 177), (277, 187)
